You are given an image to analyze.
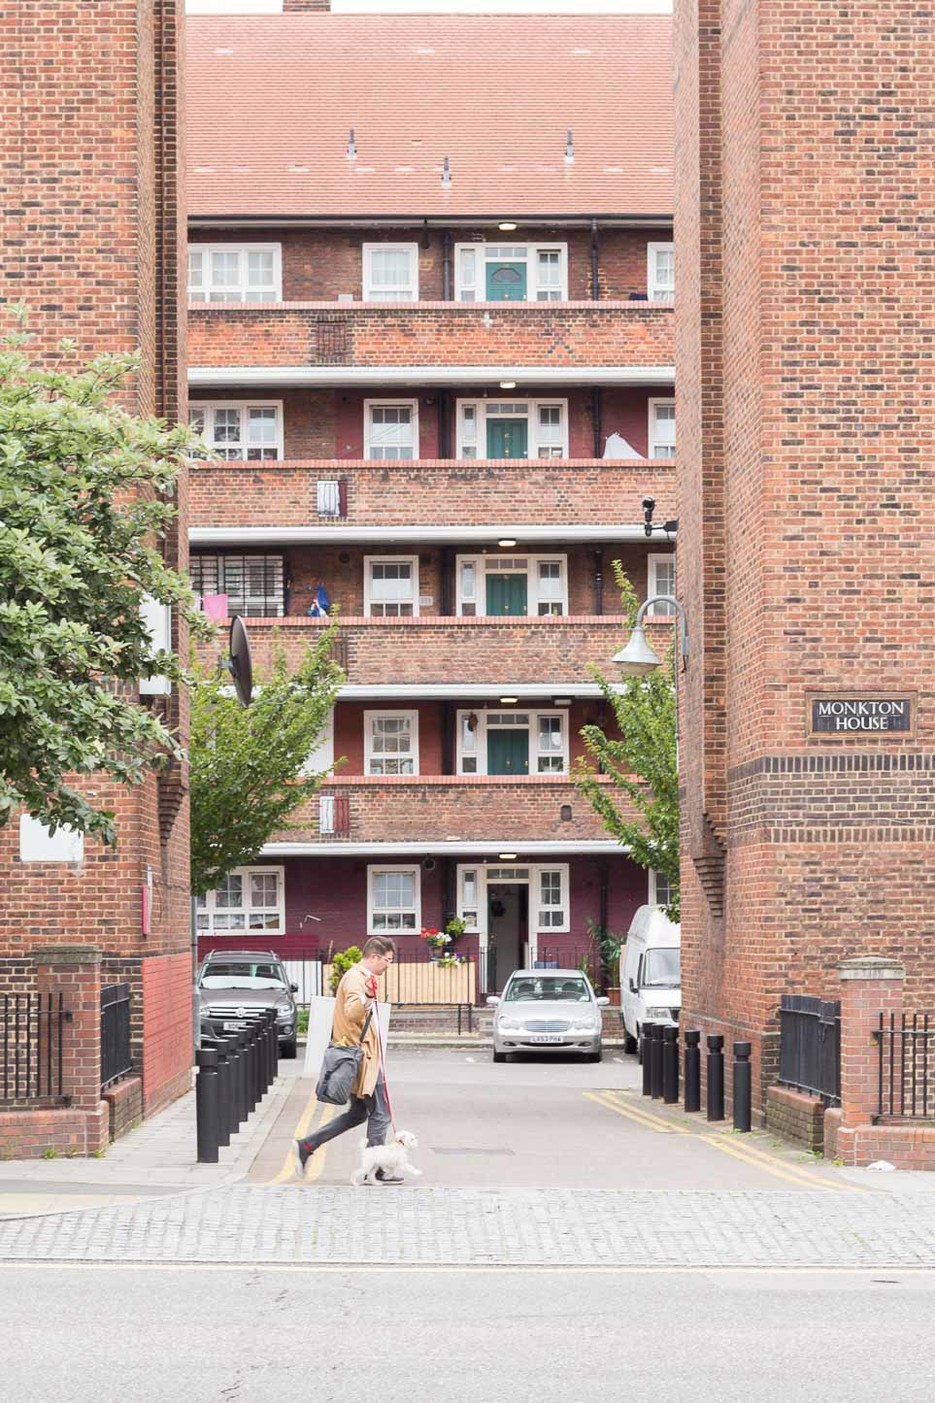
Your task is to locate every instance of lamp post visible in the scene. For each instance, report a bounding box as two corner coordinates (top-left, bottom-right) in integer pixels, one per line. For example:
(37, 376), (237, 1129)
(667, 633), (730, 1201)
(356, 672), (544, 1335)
(613, 594), (688, 757)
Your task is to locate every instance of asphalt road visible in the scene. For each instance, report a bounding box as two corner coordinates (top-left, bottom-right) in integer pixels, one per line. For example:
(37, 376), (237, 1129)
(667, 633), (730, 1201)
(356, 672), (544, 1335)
(249, 1049), (852, 1192)
(4, 1264), (935, 1403)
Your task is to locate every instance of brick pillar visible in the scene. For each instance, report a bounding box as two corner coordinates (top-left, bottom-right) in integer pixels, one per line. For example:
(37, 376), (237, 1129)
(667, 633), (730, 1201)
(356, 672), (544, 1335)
(33, 946), (103, 1111)
(831, 955), (906, 1167)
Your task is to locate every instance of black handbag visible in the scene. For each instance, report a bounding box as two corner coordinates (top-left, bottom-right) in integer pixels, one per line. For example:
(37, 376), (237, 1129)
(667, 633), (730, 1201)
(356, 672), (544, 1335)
(315, 1008), (374, 1105)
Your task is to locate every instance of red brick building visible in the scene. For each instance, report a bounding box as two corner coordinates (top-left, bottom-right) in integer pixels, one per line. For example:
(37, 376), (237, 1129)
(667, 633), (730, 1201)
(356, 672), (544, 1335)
(186, 13), (678, 987)
(0, 1), (190, 1153)
(675, 0), (935, 1113)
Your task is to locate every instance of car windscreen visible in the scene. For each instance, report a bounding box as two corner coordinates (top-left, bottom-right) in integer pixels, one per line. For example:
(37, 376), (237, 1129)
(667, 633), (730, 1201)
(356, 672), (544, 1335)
(200, 966), (286, 990)
(642, 948), (680, 988)
(503, 976), (591, 1002)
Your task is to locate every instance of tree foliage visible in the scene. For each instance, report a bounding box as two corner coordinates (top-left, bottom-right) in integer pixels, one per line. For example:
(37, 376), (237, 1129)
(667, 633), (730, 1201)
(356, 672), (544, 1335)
(0, 315), (207, 843)
(189, 629), (344, 894)
(573, 564), (680, 921)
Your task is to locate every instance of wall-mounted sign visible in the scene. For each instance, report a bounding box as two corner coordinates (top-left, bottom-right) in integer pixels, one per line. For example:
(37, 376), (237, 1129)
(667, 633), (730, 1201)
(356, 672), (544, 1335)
(809, 695), (913, 735)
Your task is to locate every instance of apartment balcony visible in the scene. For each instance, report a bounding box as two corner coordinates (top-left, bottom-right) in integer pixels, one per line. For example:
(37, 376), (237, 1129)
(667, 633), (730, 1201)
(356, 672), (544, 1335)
(210, 615), (661, 689)
(285, 776), (628, 847)
(189, 458), (678, 537)
(188, 301), (674, 386)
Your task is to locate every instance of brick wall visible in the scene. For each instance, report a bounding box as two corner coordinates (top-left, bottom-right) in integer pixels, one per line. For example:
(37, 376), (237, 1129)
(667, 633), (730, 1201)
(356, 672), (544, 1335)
(188, 302), (674, 369)
(141, 953), (193, 1117)
(190, 459), (678, 530)
(677, 0), (935, 1113)
(188, 225), (672, 303)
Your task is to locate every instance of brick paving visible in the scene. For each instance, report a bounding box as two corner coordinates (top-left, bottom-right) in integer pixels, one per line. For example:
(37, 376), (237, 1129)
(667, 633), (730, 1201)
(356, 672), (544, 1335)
(2, 1184), (935, 1268)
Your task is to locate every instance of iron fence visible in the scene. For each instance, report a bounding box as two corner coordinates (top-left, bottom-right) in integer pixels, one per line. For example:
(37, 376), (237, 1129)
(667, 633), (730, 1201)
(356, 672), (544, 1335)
(1, 993), (67, 1105)
(777, 994), (841, 1106)
(876, 1012), (935, 1119)
(100, 983), (133, 1090)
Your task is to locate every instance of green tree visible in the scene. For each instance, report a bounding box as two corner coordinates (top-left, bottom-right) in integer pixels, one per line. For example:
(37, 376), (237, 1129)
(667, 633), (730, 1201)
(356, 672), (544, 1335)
(573, 564), (680, 921)
(189, 629), (344, 895)
(0, 318), (206, 844)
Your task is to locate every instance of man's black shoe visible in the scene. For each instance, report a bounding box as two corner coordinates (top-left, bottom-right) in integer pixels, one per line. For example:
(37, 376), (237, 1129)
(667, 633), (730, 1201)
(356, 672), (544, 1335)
(292, 1139), (314, 1179)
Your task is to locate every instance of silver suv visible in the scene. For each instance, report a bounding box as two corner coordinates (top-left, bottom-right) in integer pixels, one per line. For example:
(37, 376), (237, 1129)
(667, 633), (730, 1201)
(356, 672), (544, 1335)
(197, 950), (299, 1058)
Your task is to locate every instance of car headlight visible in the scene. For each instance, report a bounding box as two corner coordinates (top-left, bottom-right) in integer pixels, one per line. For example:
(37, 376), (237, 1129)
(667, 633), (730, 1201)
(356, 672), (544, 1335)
(497, 1018), (522, 1031)
(646, 1006), (673, 1020)
(275, 999), (293, 1016)
(572, 1019), (600, 1032)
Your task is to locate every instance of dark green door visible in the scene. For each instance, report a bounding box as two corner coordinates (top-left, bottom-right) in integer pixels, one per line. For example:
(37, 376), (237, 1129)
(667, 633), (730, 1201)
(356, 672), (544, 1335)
(487, 728), (529, 775)
(486, 260), (527, 301)
(486, 573), (527, 616)
(487, 418), (528, 459)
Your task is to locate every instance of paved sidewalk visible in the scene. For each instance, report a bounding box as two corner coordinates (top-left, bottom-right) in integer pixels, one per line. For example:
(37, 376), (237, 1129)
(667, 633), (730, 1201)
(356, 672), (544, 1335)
(2, 1182), (935, 1268)
(0, 1065), (295, 1220)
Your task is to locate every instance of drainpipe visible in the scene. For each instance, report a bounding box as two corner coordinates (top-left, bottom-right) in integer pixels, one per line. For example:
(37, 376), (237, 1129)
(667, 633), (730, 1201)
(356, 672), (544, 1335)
(591, 386), (603, 458)
(593, 549), (604, 615)
(439, 388), (452, 458)
(599, 863), (608, 935)
(440, 545), (455, 615)
(442, 700), (456, 773)
(442, 231), (453, 300)
(590, 218), (600, 300)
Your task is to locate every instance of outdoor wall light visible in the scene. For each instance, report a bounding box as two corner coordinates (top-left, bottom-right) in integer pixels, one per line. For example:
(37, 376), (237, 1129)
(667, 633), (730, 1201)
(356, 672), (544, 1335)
(497, 537), (518, 548)
(551, 696), (573, 707)
(498, 696), (519, 705)
(498, 222), (518, 231)
(613, 596), (688, 676)
(498, 852), (518, 860)
(498, 380), (517, 390)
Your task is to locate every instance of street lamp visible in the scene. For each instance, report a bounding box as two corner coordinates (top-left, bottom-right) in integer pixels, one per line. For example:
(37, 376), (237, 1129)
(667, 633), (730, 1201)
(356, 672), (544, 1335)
(613, 596), (688, 675)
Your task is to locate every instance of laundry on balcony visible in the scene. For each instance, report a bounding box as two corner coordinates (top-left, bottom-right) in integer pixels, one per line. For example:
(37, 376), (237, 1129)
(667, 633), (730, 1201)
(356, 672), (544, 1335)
(201, 593), (229, 623)
(307, 582), (332, 618)
(602, 432), (642, 459)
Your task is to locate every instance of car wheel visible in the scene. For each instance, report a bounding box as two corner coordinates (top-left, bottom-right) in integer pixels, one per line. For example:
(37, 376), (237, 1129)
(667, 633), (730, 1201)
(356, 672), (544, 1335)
(281, 1038), (298, 1060)
(623, 1030), (638, 1056)
(588, 1048), (603, 1064)
(492, 1050), (507, 1063)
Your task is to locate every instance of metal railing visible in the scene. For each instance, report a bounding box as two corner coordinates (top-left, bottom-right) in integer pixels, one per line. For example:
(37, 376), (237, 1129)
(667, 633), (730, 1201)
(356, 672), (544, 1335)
(1, 993), (66, 1105)
(876, 1012), (935, 1120)
(100, 983), (133, 1090)
(777, 994), (841, 1106)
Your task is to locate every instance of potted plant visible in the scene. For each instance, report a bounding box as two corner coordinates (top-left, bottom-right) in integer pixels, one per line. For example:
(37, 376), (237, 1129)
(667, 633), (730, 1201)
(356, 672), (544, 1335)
(587, 918), (625, 1005)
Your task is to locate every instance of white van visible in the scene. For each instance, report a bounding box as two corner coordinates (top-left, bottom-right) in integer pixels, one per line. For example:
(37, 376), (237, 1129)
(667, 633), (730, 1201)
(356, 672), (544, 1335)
(619, 904), (681, 1054)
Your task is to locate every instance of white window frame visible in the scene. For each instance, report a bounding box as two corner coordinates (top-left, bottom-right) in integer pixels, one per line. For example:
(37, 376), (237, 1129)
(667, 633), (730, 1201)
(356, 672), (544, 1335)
(456, 866), (481, 932)
(455, 863), (570, 947)
(363, 398), (420, 461)
(364, 555), (420, 618)
(455, 398), (569, 461)
(455, 554), (568, 617)
(535, 864), (570, 934)
(367, 864), (421, 935)
(362, 242), (419, 302)
(455, 709), (568, 776)
(647, 241), (675, 302)
(453, 242), (569, 302)
(649, 868), (674, 910)
(188, 243), (282, 303)
(195, 865), (285, 935)
(648, 397), (676, 461)
(647, 553), (677, 618)
(364, 710), (420, 776)
(189, 401), (284, 461)
(190, 553), (285, 618)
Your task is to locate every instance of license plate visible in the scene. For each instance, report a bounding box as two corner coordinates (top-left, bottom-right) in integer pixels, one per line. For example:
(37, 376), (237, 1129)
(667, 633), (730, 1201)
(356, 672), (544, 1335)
(222, 1021), (242, 1030)
(526, 1034), (565, 1044)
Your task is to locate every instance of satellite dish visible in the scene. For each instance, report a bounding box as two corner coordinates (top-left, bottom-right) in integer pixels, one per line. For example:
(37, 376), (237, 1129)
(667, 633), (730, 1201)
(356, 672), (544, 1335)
(228, 616), (253, 708)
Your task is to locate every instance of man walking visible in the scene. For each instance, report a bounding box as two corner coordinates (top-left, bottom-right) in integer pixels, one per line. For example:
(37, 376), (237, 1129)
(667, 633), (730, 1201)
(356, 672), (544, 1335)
(293, 936), (400, 1182)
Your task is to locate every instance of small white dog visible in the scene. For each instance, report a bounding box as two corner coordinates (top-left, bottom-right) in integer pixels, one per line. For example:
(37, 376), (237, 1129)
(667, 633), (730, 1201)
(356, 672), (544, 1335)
(350, 1129), (421, 1186)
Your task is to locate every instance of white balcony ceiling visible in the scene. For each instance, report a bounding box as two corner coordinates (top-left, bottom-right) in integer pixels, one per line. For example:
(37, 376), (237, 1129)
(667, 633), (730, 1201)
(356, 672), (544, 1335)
(188, 365), (674, 389)
(262, 840), (628, 857)
(190, 524), (669, 546)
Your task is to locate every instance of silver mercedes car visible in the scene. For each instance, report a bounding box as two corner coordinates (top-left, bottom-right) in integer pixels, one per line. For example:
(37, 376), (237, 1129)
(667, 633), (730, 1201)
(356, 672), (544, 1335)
(488, 968), (608, 1063)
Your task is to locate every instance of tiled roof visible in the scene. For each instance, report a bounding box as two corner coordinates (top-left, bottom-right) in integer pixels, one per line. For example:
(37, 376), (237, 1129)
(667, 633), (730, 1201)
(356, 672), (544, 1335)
(187, 15), (673, 219)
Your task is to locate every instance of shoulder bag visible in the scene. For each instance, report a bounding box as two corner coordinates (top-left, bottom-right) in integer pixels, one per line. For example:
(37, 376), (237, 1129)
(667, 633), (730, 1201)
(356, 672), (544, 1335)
(315, 1007), (374, 1105)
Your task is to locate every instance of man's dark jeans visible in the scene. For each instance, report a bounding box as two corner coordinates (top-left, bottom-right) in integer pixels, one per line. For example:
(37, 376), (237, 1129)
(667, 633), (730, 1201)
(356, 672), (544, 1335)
(302, 1073), (390, 1152)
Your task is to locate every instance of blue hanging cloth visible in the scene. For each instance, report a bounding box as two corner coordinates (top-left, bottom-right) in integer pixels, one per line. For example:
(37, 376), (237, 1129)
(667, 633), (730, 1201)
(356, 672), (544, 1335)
(308, 583), (331, 618)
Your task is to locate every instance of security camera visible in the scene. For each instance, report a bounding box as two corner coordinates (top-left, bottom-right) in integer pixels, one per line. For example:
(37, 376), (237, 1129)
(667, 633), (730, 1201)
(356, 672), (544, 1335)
(642, 496), (656, 512)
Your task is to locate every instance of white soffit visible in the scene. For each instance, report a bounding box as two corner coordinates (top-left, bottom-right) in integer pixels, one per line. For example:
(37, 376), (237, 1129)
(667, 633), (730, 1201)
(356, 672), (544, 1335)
(189, 525), (661, 546)
(189, 365), (675, 388)
(262, 840), (627, 857)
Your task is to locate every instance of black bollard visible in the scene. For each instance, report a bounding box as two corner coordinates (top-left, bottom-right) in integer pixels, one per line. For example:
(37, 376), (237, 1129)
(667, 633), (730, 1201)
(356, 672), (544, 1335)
(266, 1009), (277, 1086)
(641, 1023), (655, 1096)
(212, 1040), (232, 1148)
(246, 1023), (260, 1111)
(196, 1047), (220, 1164)
(683, 1030), (701, 1113)
(230, 1030), (246, 1127)
(650, 1022), (664, 1099)
(706, 1033), (725, 1121)
(270, 1009), (280, 1079)
(733, 1041), (752, 1132)
(662, 1025), (679, 1103)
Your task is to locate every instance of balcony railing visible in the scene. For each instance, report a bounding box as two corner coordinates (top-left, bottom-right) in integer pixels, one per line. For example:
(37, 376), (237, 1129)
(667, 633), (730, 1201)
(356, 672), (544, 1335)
(189, 458), (677, 532)
(196, 615), (668, 688)
(189, 301), (674, 372)
(286, 775), (627, 845)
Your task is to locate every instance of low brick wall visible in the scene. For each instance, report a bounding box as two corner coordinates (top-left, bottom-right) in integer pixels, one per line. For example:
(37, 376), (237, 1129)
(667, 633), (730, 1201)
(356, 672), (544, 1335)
(766, 1084), (826, 1153)
(104, 1075), (143, 1143)
(834, 1121), (935, 1170)
(0, 1103), (109, 1160)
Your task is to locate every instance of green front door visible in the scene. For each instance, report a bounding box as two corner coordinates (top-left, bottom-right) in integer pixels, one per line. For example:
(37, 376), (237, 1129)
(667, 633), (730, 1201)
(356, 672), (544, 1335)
(486, 573), (527, 616)
(486, 260), (527, 301)
(487, 728), (529, 775)
(486, 418), (528, 459)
